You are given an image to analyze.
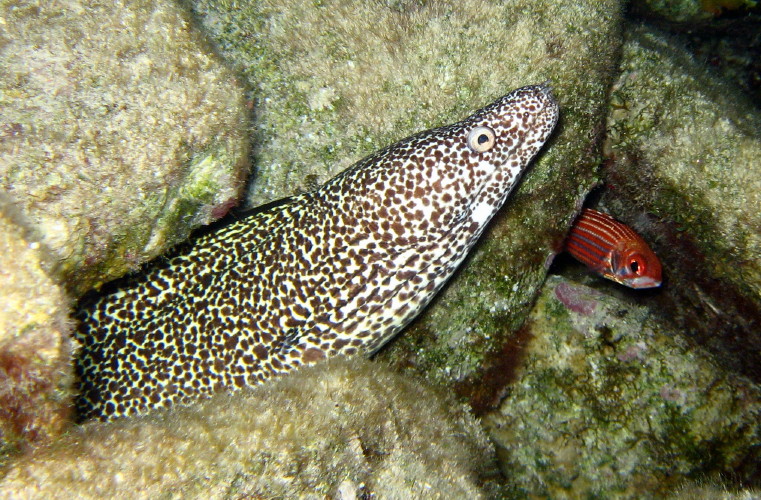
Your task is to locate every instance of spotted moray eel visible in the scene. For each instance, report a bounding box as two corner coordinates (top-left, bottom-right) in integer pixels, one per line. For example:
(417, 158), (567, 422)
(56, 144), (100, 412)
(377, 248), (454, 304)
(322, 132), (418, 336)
(75, 84), (559, 421)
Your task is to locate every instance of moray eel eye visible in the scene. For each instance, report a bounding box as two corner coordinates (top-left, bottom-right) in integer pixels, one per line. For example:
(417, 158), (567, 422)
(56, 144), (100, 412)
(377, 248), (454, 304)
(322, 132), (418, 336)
(467, 126), (496, 153)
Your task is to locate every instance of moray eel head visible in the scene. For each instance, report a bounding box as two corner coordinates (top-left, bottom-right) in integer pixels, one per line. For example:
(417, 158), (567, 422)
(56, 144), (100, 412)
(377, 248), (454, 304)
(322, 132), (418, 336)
(327, 83), (559, 252)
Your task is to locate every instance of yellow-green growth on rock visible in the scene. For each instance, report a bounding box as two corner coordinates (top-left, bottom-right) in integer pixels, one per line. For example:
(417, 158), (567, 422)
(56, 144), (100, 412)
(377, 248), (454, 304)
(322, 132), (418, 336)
(608, 26), (761, 301)
(668, 481), (761, 500)
(0, 0), (250, 295)
(605, 25), (761, 376)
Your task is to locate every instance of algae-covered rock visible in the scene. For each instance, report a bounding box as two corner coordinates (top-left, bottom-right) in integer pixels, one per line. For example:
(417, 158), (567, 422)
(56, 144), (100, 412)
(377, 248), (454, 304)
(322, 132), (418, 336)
(684, 20), (761, 104)
(0, 358), (499, 499)
(0, 196), (74, 466)
(0, 0), (250, 295)
(605, 25), (761, 379)
(484, 275), (761, 498)
(189, 0), (627, 401)
(629, 1), (761, 105)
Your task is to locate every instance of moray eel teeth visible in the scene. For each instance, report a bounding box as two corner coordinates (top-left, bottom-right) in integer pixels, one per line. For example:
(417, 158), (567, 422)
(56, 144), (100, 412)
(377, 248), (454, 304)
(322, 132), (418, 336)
(75, 84), (559, 421)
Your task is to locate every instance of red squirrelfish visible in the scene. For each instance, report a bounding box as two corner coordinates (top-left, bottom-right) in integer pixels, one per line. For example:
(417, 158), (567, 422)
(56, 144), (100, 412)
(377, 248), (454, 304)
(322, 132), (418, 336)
(565, 208), (662, 289)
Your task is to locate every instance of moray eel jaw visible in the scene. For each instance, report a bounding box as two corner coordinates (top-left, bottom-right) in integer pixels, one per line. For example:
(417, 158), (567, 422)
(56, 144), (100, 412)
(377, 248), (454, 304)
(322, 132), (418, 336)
(75, 84), (558, 420)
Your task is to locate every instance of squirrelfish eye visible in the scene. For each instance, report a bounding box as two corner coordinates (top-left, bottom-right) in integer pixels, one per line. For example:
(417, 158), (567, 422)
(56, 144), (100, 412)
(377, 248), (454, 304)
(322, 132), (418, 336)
(628, 256), (645, 275)
(467, 126), (496, 153)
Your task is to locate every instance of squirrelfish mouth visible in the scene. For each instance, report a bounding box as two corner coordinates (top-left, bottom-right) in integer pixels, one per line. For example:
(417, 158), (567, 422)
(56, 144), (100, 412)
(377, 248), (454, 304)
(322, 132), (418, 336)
(625, 276), (662, 289)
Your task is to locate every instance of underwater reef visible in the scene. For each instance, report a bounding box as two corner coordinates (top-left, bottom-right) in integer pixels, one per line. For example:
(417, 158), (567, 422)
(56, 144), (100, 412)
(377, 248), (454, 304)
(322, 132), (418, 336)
(189, 0), (626, 417)
(0, 0), (249, 463)
(0, 0), (759, 497)
(605, 23), (761, 380)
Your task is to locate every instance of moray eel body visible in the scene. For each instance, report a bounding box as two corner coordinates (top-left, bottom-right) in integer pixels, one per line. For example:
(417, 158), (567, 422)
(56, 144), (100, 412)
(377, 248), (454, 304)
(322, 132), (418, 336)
(75, 84), (559, 421)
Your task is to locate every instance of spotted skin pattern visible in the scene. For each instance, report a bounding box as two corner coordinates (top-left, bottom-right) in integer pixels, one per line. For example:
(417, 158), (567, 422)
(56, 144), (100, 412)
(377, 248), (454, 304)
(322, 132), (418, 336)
(75, 84), (559, 421)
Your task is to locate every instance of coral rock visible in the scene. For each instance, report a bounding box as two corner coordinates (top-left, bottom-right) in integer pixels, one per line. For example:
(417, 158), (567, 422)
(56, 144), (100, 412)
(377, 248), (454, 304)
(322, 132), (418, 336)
(0, 358), (499, 498)
(0, 196), (74, 466)
(0, 0), (250, 294)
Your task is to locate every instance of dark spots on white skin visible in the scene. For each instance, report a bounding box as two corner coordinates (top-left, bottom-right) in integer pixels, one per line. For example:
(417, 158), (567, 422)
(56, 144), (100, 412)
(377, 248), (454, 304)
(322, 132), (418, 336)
(74, 84), (559, 421)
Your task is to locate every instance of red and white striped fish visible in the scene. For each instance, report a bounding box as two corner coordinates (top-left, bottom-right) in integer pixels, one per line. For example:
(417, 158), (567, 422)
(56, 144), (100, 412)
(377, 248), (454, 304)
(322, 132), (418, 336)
(565, 208), (662, 289)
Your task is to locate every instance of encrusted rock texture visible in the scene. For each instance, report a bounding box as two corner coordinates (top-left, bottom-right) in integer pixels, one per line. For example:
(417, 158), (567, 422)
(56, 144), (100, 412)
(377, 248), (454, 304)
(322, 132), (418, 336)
(485, 276), (761, 497)
(0, 196), (74, 466)
(0, 0), (249, 463)
(188, 0), (628, 400)
(0, 358), (500, 499)
(0, 0), (250, 296)
(604, 24), (761, 380)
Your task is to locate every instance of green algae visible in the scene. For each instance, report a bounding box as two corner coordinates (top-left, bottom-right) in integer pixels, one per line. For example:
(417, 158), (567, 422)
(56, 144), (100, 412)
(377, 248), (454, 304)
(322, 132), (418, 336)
(631, 0), (714, 22)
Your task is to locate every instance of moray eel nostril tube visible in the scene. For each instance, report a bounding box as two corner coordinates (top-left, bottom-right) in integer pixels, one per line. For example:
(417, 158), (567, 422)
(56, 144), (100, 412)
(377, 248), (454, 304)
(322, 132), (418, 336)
(74, 84), (560, 421)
